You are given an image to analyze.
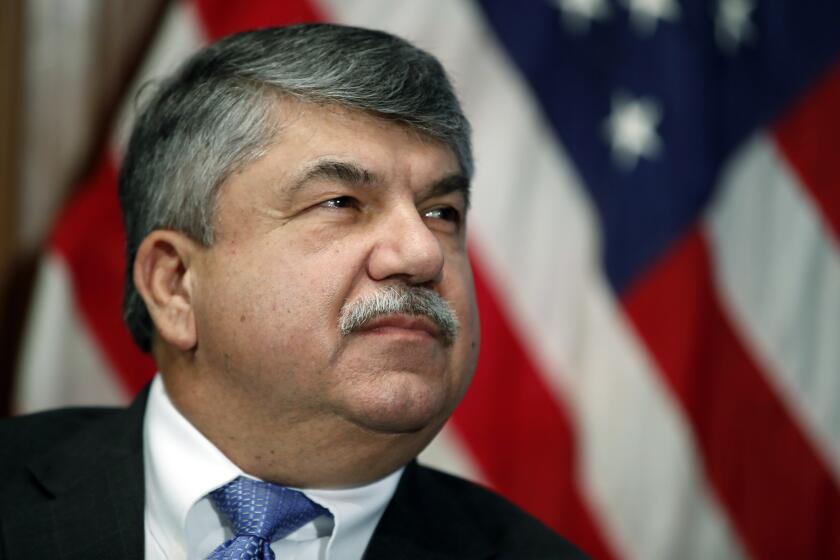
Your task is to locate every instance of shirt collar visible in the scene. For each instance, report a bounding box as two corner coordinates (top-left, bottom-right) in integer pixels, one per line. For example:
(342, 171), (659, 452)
(144, 375), (241, 558)
(143, 374), (402, 559)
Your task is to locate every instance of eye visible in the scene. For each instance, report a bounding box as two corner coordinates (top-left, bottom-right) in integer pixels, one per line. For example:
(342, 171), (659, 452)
(424, 206), (462, 224)
(319, 196), (359, 210)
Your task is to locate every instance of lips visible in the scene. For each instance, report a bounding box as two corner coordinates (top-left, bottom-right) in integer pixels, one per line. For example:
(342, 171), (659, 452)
(357, 314), (440, 338)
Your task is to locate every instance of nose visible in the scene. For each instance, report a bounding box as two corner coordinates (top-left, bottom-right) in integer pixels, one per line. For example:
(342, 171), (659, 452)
(367, 205), (444, 285)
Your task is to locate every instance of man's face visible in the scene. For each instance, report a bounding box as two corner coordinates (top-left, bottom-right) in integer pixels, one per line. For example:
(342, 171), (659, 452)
(189, 101), (479, 437)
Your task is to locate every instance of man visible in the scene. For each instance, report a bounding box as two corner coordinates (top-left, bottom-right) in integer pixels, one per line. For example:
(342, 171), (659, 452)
(0, 24), (586, 559)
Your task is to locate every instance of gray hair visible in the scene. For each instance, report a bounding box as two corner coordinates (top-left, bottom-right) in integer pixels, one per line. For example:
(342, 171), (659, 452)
(119, 24), (473, 352)
(339, 285), (460, 345)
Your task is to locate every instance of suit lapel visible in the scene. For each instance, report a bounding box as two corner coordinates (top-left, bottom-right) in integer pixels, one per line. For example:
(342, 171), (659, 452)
(363, 462), (494, 560)
(8, 395), (502, 559)
(18, 389), (149, 560)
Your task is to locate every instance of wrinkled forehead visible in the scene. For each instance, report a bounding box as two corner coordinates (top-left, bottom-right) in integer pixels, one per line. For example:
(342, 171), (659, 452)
(210, 98), (469, 216)
(249, 94), (464, 175)
(258, 97), (468, 189)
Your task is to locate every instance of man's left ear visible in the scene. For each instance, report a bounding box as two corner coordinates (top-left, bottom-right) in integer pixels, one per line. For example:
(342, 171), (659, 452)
(133, 230), (202, 352)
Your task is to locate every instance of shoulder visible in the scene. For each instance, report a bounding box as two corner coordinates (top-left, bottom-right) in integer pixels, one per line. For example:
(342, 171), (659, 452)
(0, 407), (122, 476)
(387, 462), (590, 558)
(0, 405), (147, 558)
(414, 465), (549, 527)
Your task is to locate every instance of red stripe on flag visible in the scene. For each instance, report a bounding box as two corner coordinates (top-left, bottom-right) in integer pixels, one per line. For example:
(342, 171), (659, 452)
(452, 251), (617, 560)
(49, 155), (156, 395)
(774, 58), (840, 247)
(624, 228), (840, 559)
(54, 0), (327, 394)
(192, 0), (323, 41)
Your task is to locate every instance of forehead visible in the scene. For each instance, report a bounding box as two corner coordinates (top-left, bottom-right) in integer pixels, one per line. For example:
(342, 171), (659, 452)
(260, 99), (461, 185)
(286, 100), (452, 152)
(212, 99), (465, 217)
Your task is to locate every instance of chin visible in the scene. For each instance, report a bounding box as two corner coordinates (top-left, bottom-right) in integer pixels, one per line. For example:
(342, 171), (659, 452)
(341, 376), (452, 435)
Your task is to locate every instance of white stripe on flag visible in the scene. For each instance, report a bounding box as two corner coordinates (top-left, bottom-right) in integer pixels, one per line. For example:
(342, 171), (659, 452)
(15, 254), (127, 413)
(113, 0), (205, 157)
(20, 0), (100, 251)
(318, 0), (746, 558)
(418, 424), (486, 483)
(572, 287), (746, 559)
(707, 133), (840, 481)
(15, 1), (207, 415)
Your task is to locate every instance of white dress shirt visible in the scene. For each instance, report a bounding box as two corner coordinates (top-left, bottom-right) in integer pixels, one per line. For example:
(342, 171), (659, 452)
(143, 375), (403, 560)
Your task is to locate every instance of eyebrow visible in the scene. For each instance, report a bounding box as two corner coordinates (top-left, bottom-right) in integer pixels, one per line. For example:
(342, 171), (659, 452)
(427, 172), (471, 209)
(288, 158), (471, 207)
(287, 160), (381, 199)
(298, 160), (380, 188)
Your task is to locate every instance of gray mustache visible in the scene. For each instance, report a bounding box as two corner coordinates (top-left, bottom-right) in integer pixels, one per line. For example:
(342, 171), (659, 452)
(338, 285), (460, 345)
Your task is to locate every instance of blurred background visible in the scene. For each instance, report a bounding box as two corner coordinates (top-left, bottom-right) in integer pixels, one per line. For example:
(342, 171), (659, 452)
(1, 1), (839, 558)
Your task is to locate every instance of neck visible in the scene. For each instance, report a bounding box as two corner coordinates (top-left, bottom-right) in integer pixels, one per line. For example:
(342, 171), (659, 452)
(158, 363), (439, 488)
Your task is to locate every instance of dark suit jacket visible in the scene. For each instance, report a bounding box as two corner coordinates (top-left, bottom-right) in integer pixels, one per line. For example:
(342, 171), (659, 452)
(0, 390), (587, 559)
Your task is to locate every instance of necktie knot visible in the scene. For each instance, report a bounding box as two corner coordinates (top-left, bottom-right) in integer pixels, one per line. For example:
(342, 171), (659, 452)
(207, 476), (329, 559)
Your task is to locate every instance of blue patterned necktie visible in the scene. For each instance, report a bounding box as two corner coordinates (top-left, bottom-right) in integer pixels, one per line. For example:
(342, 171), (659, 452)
(207, 476), (330, 560)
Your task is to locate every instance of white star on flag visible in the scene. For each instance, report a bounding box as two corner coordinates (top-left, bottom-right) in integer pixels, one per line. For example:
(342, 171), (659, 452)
(603, 93), (664, 170)
(716, 0), (756, 52)
(621, 0), (681, 35)
(553, 0), (611, 33)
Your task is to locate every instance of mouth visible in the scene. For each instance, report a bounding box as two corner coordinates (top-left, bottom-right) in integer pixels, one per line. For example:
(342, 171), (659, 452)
(356, 314), (441, 339)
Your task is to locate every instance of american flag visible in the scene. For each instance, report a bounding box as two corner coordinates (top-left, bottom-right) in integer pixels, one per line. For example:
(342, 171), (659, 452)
(15, 0), (840, 557)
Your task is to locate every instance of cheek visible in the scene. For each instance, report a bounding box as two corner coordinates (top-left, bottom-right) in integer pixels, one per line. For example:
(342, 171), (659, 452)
(448, 255), (478, 326)
(197, 241), (360, 365)
(445, 259), (480, 375)
(458, 291), (481, 378)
